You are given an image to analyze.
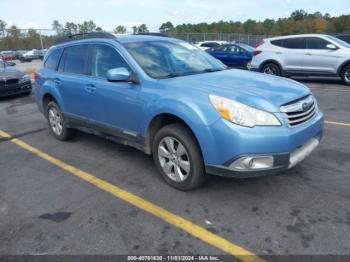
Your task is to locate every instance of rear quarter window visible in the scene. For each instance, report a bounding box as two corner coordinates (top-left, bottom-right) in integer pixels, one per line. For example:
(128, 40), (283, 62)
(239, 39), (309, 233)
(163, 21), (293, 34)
(44, 48), (63, 71)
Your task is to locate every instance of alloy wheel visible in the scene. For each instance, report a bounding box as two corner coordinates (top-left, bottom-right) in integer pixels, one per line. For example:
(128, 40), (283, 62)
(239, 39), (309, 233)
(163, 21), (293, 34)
(345, 69), (350, 83)
(158, 136), (191, 182)
(48, 107), (63, 136)
(263, 65), (278, 75)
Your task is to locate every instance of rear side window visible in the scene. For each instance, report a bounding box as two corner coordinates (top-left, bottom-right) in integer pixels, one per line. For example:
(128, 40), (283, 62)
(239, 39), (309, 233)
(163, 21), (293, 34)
(91, 45), (130, 78)
(62, 45), (89, 75)
(306, 37), (330, 49)
(44, 48), (63, 71)
(283, 38), (307, 49)
(212, 45), (228, 52)
(271, 39), (284, 47)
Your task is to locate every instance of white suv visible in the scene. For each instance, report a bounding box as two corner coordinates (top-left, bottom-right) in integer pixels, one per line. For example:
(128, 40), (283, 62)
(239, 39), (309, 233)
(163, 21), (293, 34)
(250, 34), (350, 85)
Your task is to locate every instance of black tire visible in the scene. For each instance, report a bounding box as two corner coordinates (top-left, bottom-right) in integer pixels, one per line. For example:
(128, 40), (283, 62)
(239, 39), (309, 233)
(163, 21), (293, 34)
(46, 101), (75, 141)
(152, 123), (208, 191)
(341, 65), (350, 86)
(244, 61), (251, 70)
(261, 62), (281, 76)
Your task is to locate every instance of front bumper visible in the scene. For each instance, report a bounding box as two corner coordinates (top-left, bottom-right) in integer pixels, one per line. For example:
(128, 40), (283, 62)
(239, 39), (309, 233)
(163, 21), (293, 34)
(201, 111), (324, 178)
(0, 80), (32, 97)
(206, 133), (322, 178)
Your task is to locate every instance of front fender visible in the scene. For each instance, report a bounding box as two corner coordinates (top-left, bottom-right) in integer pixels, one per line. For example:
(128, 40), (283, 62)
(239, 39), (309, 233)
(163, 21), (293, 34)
(141, 97), (221, 163)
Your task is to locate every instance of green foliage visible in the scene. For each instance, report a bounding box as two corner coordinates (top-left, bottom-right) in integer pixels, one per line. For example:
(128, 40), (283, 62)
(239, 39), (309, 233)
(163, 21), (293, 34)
(114, 25), (127, 34)
(168, 10), (350, 35)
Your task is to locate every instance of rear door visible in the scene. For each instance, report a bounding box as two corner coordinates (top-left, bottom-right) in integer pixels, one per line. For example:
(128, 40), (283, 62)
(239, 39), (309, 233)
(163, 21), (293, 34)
(278, 37), (307, 71)
(226, 45), (247, 67)
(303, 37), (340, 74)
(57, 44), (95, 120)
(209, 45), (230, 65)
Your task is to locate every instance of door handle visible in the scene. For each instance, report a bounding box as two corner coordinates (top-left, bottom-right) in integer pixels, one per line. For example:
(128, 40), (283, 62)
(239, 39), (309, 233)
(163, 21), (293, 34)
(85, 84), (97, 93)
(53, 78), (61, 85)
(276, 51), (283, 54)
(305, 53), (312, 56)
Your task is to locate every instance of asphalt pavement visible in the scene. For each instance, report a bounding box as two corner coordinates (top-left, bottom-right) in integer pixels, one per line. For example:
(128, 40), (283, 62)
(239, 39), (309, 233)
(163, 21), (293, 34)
(0, 78), (349, 260)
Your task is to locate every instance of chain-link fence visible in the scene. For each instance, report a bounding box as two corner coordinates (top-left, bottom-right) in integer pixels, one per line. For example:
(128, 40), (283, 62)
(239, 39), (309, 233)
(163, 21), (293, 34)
(169, 33), (275, 46)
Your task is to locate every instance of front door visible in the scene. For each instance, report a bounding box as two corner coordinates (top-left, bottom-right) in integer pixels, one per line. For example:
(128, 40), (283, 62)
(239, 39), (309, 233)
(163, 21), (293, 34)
(85, 44), (142, 135)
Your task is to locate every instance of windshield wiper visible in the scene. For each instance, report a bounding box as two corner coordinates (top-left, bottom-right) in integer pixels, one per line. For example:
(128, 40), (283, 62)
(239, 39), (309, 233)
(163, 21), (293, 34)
(161, 73), (183, 79)
(199, 68), (226, 73)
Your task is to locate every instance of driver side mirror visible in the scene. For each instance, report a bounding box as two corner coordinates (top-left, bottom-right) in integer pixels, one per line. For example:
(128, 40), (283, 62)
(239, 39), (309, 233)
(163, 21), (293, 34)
(106, 67), (139, 84)
(326, 44), (337, 50)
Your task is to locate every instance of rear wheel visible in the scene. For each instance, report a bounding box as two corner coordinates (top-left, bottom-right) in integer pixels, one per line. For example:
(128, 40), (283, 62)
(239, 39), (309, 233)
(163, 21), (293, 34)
(341, 65), (350, 86)
(152, 123), (208, 191)
(46, 101), (75, 141)
(261, 62), (281, 76)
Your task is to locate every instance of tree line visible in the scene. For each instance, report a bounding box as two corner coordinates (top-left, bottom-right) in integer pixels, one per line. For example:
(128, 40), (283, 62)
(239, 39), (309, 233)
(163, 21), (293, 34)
(160, 10), (350, 35)
(1, 9), (350, 50)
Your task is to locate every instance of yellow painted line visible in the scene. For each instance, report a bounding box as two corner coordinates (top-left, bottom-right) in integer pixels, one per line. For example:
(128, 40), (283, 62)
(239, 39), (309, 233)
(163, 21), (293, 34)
(0, 129), (266, 262)
(325, 121), (350, 127)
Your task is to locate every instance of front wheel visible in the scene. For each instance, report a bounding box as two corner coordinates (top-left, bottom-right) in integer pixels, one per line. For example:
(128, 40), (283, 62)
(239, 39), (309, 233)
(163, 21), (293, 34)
(46, 101), (75, 141)
(341, 65), (350, 86)
(152, 123), (208, 191)
(261, 63), (281, 76)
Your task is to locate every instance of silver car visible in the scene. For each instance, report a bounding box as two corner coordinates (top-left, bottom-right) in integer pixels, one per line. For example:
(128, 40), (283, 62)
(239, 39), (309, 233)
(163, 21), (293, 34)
(250, 34), (350, 85)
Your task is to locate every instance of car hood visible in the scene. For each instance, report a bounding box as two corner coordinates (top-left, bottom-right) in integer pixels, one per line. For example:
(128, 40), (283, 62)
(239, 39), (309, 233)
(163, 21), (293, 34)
(0, 67), (24, 79)
(162, 69), (310, 113)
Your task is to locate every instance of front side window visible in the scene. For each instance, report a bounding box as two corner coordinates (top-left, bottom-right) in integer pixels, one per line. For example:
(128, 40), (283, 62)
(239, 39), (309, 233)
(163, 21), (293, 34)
(91, 45), (130, 78)
(44, 48), (63, 71)
(306, 37), (330, 49)
(283, 38), (307, 49)
(62, 45), (89, 75)
(124, 41), (226, 79)
(226, 45), (242, 53)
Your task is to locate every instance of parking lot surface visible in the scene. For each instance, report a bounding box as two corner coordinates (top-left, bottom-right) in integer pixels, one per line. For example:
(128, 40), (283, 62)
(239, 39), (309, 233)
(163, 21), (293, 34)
(0, 78), (350, 260)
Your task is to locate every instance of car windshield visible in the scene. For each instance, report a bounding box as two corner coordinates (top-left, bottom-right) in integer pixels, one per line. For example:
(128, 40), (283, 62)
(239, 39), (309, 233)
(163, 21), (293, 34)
(326, 35), (350, 48)
(123, 40), (227, 79)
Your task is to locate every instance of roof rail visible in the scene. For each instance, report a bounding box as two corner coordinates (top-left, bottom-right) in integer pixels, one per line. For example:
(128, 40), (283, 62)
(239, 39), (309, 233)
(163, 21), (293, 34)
(134, 32), (170, 37)
(54, 32), (116, 45)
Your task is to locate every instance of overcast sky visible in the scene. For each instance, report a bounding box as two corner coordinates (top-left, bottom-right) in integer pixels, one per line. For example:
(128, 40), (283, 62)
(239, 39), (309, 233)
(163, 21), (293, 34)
(1, 0), (350, 31)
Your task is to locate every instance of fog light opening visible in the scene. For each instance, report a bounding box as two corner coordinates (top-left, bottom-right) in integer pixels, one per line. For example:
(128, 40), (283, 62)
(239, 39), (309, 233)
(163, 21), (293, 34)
(230, 156), (274, 170)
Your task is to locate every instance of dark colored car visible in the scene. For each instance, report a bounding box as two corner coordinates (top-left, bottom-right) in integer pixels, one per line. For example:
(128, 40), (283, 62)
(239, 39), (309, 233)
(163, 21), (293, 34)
(207, 43), (254, 69)
(0, 60), (32, 97)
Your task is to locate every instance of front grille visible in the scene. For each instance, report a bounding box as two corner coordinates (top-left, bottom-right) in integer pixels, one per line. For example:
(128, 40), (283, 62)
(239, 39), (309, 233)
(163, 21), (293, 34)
(6, 79), (18, 85)
(281, 96), (317, 128)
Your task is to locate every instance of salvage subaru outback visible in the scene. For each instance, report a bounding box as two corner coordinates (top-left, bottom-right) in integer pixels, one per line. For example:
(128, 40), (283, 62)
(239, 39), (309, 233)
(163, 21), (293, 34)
(35, 32), (324, 190)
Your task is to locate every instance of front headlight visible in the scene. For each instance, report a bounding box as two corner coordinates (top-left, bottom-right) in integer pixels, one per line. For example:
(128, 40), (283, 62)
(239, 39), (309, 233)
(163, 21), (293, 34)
(19, 74), (30, 83)
(209, 94), (281, 127)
